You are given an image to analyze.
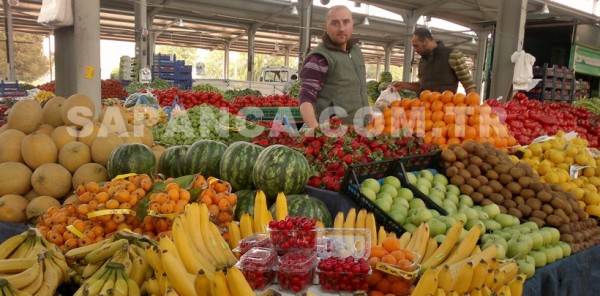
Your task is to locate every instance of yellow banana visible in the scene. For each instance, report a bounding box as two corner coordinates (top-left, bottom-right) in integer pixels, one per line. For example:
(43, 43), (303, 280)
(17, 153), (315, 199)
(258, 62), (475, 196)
(481, 285), (493, 296)
(225, 265), (254, 296)
(239, 213), (254, 239)
(366, 213), (377, 244)
(442, 224), (482, 265)
(471, 245), (482, 256)
(112, 268), (129, 296)
(42, 255), (66, 293)
(145, 246), (164, 277)
(208, 222), (238, 266)
(355, 209), (367, 229)
(172, 216), (216, 274)
(128, 246), (149, 287)
(65, 238), (112, 260)
(387, 232), (397, 239)
(333, 212), (344, 229)
(194, 270), (211, 296)
(48, 252), (69, 282)
(406, 223), (422, 251)
(447, 291), (459, 296)
(411, 265), (439, 295)
(199, 204), (228, 267)
(491, 271), (508, 292)
(0, 257), (37, 273)
(421, 220), (464, 270)
(112, 246), (133, 277)
(414, 223), (430, 263)
(315, 220), (325, 229)
(343, 208), (357, 250)
(2, 259), (42, 290)
(144, 277), (161, 295)
(127, 277), (141, 296)
(498, 261), (519, 283)
(20, 258), (44, 295)
(496, 283), (512, 296)
(85, 238), (129, 264)
(435, 288), (447, 296)
(470, 287), (483, 296)
(79, 264), (113, 296)
(437, 264), (453, 291)
(81, 258), (107, 279)
(377, 226), (387, 245)
(7, 237), (33, 259)
(211, 270), (231, 296)
(275, 192), (288, 221)
(484, 269), (498, 291)
(468, 259), (489, 291)
(451, 261), (473, 294)
(98, 268), (117, 296)
(186, 203), (219, 266)
(160, 249), (197, 296)
(398, 231), (412, 249)
(423, 238), (439, 263)
(253, 191), (267, 233)
(508, 274), (525, 296)
(165, 285), (181, 295)
(3, 279), (30, 296)
(227, 221), (241, 249)
(0, 233), (27, 259)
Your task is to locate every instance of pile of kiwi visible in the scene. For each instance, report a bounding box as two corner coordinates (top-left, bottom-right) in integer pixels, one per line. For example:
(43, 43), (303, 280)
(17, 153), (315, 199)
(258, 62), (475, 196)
(441, 141), (586, 229)
(559, 219), (600, 253)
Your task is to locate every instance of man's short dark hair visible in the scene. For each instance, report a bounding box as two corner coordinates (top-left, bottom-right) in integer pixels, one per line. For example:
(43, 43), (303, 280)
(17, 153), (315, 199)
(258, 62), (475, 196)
(413, 27), (434, 41)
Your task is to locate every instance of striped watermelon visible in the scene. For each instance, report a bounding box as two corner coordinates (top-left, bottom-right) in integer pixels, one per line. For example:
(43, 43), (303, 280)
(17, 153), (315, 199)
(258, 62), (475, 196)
(185, 140), (227, 178)
(157, 145), (189, 178)
(253, 145), (310, 199)
(219, 142), (264, 191)
(233, 189), (256, 220)
(269, 194), (332, 227)
(107, 143), (156, 179)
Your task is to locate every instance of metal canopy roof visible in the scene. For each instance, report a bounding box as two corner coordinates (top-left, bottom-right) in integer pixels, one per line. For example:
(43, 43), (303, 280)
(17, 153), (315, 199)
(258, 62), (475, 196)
(1, 0), (599, 67)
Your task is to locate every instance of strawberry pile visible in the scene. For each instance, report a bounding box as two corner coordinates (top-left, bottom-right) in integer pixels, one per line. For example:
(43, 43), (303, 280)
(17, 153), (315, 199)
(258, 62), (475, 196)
(36, 80), (128, 100)
(152, 88), (239, 114)
(252, 117), (439, 191)
(232, 94), (299, 108)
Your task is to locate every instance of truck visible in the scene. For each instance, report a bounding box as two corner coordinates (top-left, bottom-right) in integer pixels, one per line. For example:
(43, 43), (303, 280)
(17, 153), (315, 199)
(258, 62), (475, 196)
(192, 66), (298, 95)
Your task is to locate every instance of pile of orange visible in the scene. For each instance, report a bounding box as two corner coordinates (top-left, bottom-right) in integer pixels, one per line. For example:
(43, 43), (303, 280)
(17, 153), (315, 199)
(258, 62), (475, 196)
(194, 175), (237, 229)
(367, 237), (419, 296)
(369, 90), (517, 151)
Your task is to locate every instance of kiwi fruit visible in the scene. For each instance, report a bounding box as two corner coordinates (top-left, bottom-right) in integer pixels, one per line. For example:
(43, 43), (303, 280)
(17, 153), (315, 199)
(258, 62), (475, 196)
(513, 196), (525, 205)
(458, 169), (472, 180)
(463, 141), (477, 153)
(494, 164), (510, 175)
(498, 173), (513, 185)
(508, 207), (523, 219)
(550, 198), (567, 211)
(471, 192), (484, 203)
(503, 199), (517, 209)
(517, 176), (532, 189)
(537, 191), (553, 203)
(446, 166), (459, 178)
(546, 214), (563, 227)
(486, 155), (499, 166)
(499, 205), (508, 214)
(486, 180), (501, 193)
(530, 182), (544, 193)
(442, 149), (457, 163)
(452, 161), (466, 170)
(453, 146), (469, 161)
(575, 208), (587, 220)
(516, 162), (535, 177)
(477, 185), (493, 197)
(531, 209), (547, 220)
(480, 198), (494, 206)
(466, 165), (481, 178)
(505, 182), (521, 195)
(489, 193), (504, 204)
(521, 189), (536, 200)
(476, 175), (489, 186)
(450, 175), (466, 187)
(542, 183), (552, 192)
(466, 178), (482, 189)
(474, 146), (488, 159)
(554, 209), (570, 224)
(482, 141), (495, 151)
(500, 188), (513, 200)
(517, 204), (533, 217)
(559, 224), (571, 234)
(529, 217), (546, 229)
(469, 155), (483, 167)
(542, 204), (554, 215)
(550, 184), (563, 191)
(486, 170), (499, 180)
(481, 163), (492, 173)
(526, 198), (542, 211)
(460, 184), (474, 196)
(568, 213), (579, 223)
(561, 233), (575, 243)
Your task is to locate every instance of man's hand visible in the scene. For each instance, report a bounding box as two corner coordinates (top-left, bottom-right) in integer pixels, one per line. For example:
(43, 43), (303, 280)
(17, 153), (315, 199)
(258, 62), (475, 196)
(390, 81), (420, 92)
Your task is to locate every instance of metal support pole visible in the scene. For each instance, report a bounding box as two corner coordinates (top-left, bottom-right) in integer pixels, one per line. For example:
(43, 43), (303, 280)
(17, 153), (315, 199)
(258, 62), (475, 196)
(402, 10), (419, 82)
(376, 57), (381, 78)
(475, 30), (490, 95)
(147, 14), (155, 68)
(134, 0), (148, 70)
(298, 0), (312, 71)
(384, 43), (392, 72)
(3, 0), (16, 81)
(224, 42), (230, 79)
(284, 46), (290, 67)
(247, 25), (256, 81)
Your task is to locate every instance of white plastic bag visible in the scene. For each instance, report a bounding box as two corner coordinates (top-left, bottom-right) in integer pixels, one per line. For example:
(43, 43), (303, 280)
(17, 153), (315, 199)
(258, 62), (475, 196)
(374, 86), (402, 108)
(37, 0), (73, 28)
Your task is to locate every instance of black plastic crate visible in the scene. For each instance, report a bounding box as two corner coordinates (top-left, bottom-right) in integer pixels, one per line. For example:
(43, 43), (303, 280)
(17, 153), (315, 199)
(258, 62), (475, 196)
(340, 159), (406, 235)
(396, 152), (448, 215)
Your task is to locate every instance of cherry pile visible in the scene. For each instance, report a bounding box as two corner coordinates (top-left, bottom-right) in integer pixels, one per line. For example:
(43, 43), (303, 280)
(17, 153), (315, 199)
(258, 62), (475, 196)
(269, 216), (317, 254)
(237, 232), (273, 257)
(277, 250), (317, 292)
(236, 247), (277, 290)
(317, 257), (371, 292)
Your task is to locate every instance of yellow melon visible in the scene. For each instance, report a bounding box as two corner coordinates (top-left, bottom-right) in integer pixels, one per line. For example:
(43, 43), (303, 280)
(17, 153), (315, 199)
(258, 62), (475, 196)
(99, 106), (128, 134)
(152, 145), (166, 174)
(79, 121), (108, 146)
(0, 125), (8, 134)
(0, 129), (26, 163)
(62, 194), (79, 205)
(26, 195), (60, 220)
(21, 132), (58, 169)
(91, 132), (123, 166)
(41, 96), (66, 127)
(0, 194), (29, 222)
(7, 99), (42, 134)
(58, 141), (91, 173)
(129, 125), (154, 147)
(51, 126), (79, 151)
(119, 132), (144, 144)
(61, 93), (96, 128)
(36, 124), (55, 137)
(0, 162), (32, 196)
(72, 163), (108, 188)
(23, 188), (39, 202)
(31, 163), (72, 199)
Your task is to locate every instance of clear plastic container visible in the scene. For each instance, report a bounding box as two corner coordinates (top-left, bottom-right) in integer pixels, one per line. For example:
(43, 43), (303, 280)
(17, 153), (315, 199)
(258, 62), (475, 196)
(236, 247), (277, 290)
(232, 232), (272, 258)
(368, 250), (420, 296)
(316, 256), (371, 292)
(316, 228), (372, 260)
(277, 249), (317, 293)
(269, 228), (318, 255)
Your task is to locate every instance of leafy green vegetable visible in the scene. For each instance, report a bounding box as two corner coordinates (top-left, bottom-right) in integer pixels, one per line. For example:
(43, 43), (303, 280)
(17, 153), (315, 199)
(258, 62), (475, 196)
(192, 84), (222, 93)
(223, 88), (262, 101)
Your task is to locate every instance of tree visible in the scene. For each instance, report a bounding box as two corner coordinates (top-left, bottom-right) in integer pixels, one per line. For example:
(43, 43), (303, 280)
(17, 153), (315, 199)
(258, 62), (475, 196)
(155, 45), (199, 66)
(0, 32), (50, 83)
(202, 50), (225, 79)
(201, 50), (298, 80)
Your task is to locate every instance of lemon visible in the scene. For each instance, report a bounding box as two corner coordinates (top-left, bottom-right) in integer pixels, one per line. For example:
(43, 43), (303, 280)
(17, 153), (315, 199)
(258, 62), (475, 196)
(565, 156), (575, 164)
(575, 154), (589, 165)
(523, 149), (533, 158)
(545, 171), (560, 184)
(583, 183), (598, 193)
(584, 168), (596, 178)
(578, 200), (587, 210)
(549, 152), (565, 165)
(557, 163), (570, 171)
(571, 188), (586, 200)
(551, 138), (566, 150)
(584, 191), (600, 205)
(537, 165), (551, 176)
(510, 155), (519, 163)
(541, 141), (552, 151)
(589, 176), (600, 187)
(565, 146), (579, 157)
(558, 171), (569, 183)
(529, 143), (543, 156)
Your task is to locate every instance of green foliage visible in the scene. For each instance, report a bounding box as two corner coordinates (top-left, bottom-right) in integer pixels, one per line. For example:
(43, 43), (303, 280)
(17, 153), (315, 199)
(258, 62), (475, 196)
(379, 71), (393, 83)
(367, 80), (380, 100)
(0, 33), (50, 83)
(201, 50), (298, 80)
(223, 88), (262, 101)
(192, 83), (222, 93)
(573, 97), (600, 115)
(125, 78), (173, 94)
(288, 80), (301, 98)
(155, 46), (199, 67)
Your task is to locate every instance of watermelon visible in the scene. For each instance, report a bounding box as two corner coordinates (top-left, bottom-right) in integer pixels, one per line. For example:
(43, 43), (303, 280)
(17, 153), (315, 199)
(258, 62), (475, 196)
(185, 140), (227, 178)
(233, 189), (256, 220)
(219, 142), (264, 191)
(269, 194), (332, 227)
(157, 145), (189, 178)
(253, 145), (310, 199)
(107, 143), (156, 179)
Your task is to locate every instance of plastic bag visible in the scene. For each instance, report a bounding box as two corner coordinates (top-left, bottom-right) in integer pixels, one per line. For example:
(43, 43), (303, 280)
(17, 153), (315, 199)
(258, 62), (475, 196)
(37, 0), (73, 28)
(163, 97), (186, 119)
(374, 86), (402, 108)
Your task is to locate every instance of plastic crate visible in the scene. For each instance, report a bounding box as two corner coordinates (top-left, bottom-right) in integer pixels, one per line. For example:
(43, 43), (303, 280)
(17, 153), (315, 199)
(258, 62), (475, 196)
(238, 107), (301, 120)
(396, 152), (448, 215)
(340, 159), (406, 235)
(0, 81), (27, 98)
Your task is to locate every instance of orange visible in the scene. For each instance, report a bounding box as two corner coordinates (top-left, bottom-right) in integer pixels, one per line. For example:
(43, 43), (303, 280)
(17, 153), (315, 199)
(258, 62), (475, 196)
(466, 91), (481, 106)
(382, 237), (402, 252)
(431, 100), (444, 112)
(383, 108), (392, 119)
(433, 137), (447, 145)
(468, 115), (481, 126)
(371, 247), (389, 259)
(447, 137), (462, 145)
(390, 250), (406, 261)
(422, 101), (432, 110)
(390, 100), (402, 108)
(390, 280), (411, 296)
(507, 136), (517, 147)
(368, 271), (384, 286)
(432, 110), (445, 122)
(423, 132), (433, 144)
(368, 257), (381, 267)
(392, 107), (405, 120)
(410, 99), (422, 109)
(424, 109), (432, 120)
(381, 254), (397, 265)
(464, 126), (477, 140)
(453, 93), (466, 105)
(480, 103), (492, 115)
(429, 91), (442, 102)
(375, 279), (391, 294)
(419, 90), (432, 101)
(448, 123), (465, 138)
(400, 98), (412, 110)
(424, 119), (434, 131)
(368, 290), (385, 296)
(494, 137), (508, 148)
(443, 113), (456, 124)
(440, 90), (454, 103)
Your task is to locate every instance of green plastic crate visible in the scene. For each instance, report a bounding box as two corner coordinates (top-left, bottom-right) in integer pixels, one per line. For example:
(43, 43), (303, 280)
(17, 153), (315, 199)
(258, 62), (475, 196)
(239, 106), (301, 120)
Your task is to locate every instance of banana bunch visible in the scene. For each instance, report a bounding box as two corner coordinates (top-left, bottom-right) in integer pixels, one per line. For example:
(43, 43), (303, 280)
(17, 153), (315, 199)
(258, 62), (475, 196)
(0, 278), (28, 296)
(333, 209), (378, 244)
(253, 191), (273, 233)
(65, 231), (154, 288)
(192, 266), (255, 296)
(73, 261), (139, 296)
(34, 90), (54, 103)
(0, 229), (68, 296)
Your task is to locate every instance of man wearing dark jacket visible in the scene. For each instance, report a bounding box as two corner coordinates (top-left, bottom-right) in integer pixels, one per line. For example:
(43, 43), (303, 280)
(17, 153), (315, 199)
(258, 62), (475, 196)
(392, 28), (476, 94)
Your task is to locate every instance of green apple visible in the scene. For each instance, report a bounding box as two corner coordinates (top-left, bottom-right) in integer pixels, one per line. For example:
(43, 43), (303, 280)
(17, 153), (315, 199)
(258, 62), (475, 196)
(376, 192), (394, 205)
(360, 187), (377, 201)
(382, 176), (401, 190)
(433, 174), (448, 186)
(495, 243), (507, 259)
(439, 216), (457, 231)
(542, 227), (560, 245)
(445, 194), (459, 205)
(415, 184), (430, 195)
(431, 210), (440, 217)
(397, 188), (414, 201)
(516, 225), (532, 234)
(529, 250), (547, 267)
(507, 237), (533, 259)
(442, 200), (458, 214)
(481, 233), (500, 244)
(406, 172), (418, 185)
(409, 198), (426, 209)
(525, 232), (543, 250)
(495, 230), (512, 241)
(504, 228), (522, 238)
(361, 178), (381, 193)
(429, 196), (443, 207)
(428, 190), (445, 201)
(451, 212), (468, 224)
(431, 183), (447, 193)
(466, 220), (486, 232)
(558, 241), (572, 257)
(522, 221), (539, 232)
(458, 195), (474, 207)
(392, 198), (409, 209)
(389, 209), (406, 225)
(374, 198), (391, 212)
(380, 184), (398, 198)
(494, 213), (516, 228)
(538, 229), (552, 246)
(477, 210), (489, 220)
(434, 234), (446, 244)
(483, 219), (502, 232)
(553, 245), (564, 260)
(516, 259), (536, 279)
(428, 217), (447, 237)
(483, 204), (501, 219)
(512, 216), (521, 227)
(419, 169), (434, 182)
(411, 208), (433, 226)
(404, 223), (417, 233)
(446, 184), (460, 196)
(416, 178), (432, 189)
(540, 246), (557, 264)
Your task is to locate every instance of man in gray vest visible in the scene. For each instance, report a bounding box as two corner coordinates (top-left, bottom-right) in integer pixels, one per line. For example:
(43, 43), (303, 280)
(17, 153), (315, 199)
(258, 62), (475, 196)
(298, 5), (371, 128)
(392, 28), (476, 94)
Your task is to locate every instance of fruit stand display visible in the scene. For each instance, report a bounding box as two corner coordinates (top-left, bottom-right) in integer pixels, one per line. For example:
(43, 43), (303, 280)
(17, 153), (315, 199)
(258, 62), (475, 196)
(2, 86), (600, 296)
